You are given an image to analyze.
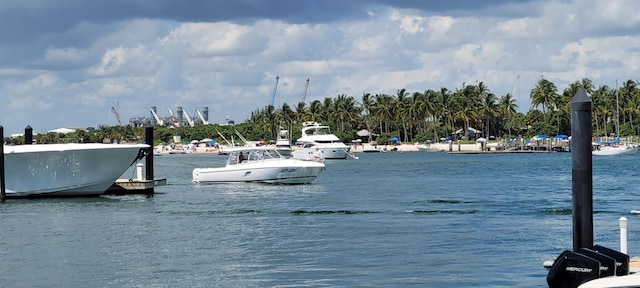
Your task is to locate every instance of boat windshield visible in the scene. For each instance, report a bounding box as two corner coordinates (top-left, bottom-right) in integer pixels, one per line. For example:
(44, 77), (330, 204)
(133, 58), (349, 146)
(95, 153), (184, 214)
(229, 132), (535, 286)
(229, 149), (283, 164)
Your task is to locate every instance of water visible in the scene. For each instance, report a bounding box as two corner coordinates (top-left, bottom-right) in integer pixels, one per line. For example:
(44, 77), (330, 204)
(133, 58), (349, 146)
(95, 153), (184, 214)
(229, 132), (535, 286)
(2, 152), (640, 287)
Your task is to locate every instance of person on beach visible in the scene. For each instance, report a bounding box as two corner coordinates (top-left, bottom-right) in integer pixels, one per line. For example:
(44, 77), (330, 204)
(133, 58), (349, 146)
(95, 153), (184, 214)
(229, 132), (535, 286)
(313, 147), (323, 161)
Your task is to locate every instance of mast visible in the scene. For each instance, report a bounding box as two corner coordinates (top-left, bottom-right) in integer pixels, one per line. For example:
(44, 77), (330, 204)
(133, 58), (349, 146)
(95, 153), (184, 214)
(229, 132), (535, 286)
(616, 79), (620, 137)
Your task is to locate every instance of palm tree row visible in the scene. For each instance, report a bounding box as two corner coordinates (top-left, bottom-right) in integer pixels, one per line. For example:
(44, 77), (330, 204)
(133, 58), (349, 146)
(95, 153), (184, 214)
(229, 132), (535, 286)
(246, 77), (640, 144)
(6, 78), (640, 146)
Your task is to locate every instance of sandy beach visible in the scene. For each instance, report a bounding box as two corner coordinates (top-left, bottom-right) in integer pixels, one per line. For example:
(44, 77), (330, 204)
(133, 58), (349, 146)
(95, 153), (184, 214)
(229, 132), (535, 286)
(352, 142), (482, 152)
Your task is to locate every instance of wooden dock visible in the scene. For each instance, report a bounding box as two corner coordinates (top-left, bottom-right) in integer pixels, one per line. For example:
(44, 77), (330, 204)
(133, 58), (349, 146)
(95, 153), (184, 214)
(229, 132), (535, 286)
(104, 178), (167, 196)
(447, 150), (557, 154)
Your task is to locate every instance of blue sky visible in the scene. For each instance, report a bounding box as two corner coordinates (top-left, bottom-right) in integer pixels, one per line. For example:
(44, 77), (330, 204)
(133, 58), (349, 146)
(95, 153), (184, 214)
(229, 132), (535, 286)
(1, 0), (639, 135)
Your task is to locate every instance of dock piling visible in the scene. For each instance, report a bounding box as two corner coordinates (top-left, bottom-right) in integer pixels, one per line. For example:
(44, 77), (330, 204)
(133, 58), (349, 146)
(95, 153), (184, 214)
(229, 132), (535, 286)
(24, 125), (32, 145)
(571, 88), (593, 251)
(145, 126), (153, 181)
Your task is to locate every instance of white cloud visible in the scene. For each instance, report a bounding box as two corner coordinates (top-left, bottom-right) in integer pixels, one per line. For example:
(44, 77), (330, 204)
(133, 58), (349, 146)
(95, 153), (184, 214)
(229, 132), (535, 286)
(2, 0), (640, 133)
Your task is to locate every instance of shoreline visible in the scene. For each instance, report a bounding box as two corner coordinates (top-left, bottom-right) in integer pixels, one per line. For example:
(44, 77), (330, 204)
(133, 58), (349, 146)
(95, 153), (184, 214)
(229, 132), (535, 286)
(348, 142), (482, 152)
(153, 142), (487, 155)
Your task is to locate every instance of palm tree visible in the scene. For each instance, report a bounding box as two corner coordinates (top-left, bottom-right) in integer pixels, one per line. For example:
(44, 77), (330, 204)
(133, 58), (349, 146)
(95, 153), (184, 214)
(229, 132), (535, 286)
(394, 88), (410, 141)
(478, 91), (499, 138)
(530, 78), (559, 120)
(361, 93), (374, 141)
(498, 93), (519, 137)
(452, 84), (480, 139)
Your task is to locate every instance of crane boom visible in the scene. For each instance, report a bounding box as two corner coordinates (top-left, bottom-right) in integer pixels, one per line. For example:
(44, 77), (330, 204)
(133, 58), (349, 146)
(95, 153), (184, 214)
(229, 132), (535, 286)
(195, 107), (208, 125)
(182, 107), (195, 127)
(167, 106), (180, 127)
(510, 75), (520, 99)
(270, 76), (279, 106)
(150, 106), (164, 126)
(111, 106), (122, 126)
(301, 78), (309, 103)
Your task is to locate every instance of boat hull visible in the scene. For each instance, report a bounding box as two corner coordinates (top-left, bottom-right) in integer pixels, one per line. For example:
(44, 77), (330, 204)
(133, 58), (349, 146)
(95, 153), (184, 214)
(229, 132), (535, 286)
(291, 146), (351, 160)
(3, 143), (147, 197)
(192, 159), (325, 184)
(592, 145), (638, 156)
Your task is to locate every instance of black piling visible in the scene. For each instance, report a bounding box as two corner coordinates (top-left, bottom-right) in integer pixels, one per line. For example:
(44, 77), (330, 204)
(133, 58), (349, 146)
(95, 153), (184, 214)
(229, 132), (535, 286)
(145, 126), (154, 181)
(24, 125), (32, 145)
(0, 126), (5, 202)
(571, 88), (593, 251)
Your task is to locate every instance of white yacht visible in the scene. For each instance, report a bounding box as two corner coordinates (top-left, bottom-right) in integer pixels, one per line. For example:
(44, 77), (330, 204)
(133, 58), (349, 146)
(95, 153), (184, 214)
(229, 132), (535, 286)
(291, 122), (351, 160)
(3, 143), (148, 197)
(192, 147), (325, 184)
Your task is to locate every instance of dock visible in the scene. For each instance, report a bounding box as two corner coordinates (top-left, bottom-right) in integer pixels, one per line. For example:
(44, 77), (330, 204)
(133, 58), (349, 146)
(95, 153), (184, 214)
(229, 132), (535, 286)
(104, 178), (167, 196)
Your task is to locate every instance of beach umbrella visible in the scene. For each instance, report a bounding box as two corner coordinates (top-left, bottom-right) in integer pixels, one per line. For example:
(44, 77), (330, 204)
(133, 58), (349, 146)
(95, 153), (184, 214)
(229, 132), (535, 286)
(389, 137), (399, 141)
(532, 135), (550, 140)
(554, 134), (569, 139)
(190, 140), (199, 144)
(476, 137), (487, 142)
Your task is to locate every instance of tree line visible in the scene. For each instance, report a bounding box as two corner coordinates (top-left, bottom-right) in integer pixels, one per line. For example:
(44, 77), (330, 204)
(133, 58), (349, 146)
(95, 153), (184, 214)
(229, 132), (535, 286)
(5, 77), (640, 146)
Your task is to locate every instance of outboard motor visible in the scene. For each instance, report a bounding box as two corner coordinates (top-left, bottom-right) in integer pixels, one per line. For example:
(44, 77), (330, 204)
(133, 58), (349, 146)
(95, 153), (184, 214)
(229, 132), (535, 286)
(547, 250), (600, 288)
(593, 245), (629, 276)
(578, 248), (616, 277)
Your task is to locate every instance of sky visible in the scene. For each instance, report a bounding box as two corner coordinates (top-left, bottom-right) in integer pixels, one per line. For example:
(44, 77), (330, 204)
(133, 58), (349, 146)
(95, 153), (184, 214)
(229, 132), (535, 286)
(2, 0), (640, 135)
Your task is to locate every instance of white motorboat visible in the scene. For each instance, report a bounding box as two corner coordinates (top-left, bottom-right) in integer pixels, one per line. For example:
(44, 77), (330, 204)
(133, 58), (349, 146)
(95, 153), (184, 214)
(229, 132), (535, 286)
(291, 122), (352, 160)
(192, 147), (325, 184)
(592, 142), (638, 156)
(3, 143), (148, 197)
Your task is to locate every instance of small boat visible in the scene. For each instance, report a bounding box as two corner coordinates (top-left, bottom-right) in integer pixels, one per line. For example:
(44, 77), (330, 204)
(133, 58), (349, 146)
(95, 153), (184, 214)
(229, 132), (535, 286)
(362, 149), (386, 153)
(416, 145), (437, 152)
(192, 147), (325, 184)
(3, 143), (148, 197)
(168, 148), (187, 154)
(291, 122), (352, 160)
(592, 138), (638, 156)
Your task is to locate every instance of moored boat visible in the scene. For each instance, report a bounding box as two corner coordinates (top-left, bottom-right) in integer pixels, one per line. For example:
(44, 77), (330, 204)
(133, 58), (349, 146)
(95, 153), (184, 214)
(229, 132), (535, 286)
(291, 122), (352, 160)
(192, 147), (325, 184)
(592, 137), (638, 156)
(3, 143), (148, 197)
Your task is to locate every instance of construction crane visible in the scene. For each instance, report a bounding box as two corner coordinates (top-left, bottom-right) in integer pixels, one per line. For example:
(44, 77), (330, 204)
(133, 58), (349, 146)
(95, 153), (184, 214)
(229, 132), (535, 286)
(270, 75), (279, 106)
(150, 106), (164, 126)
(182, 107), (195, 127)
(111, 106), (122, 126)
(167, 106), (180, 127)
(195, 107), (208, 125)
(510, 75), (520, 105)
(301, 78), (309, 103)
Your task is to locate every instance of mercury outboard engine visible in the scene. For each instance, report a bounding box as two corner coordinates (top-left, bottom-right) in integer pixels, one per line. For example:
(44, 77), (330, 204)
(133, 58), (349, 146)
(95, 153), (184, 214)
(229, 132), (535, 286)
(547, 250), (600, 288)
(593, 245), (629, 276)
(578, 248), (616, 277)
(547, 245), (629, 288)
